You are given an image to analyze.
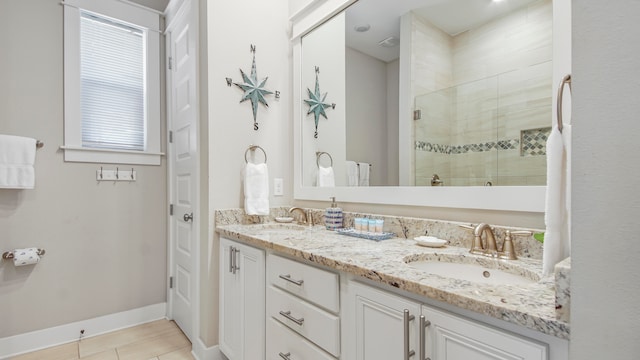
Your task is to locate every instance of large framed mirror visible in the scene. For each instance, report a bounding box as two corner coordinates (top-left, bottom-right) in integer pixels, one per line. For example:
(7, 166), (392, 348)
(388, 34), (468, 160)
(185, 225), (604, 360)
(292, 0), (556, 212)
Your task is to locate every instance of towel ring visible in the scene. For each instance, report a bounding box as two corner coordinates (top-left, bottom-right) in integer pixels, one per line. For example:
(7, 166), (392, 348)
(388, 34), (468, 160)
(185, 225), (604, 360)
(556, 74), (571, 133)
(244, 145), (267, 164)
(316, 151), (333, 168)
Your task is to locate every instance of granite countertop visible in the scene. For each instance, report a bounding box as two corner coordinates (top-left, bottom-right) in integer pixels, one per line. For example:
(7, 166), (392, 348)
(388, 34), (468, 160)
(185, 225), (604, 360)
(216, 222), (569, 340)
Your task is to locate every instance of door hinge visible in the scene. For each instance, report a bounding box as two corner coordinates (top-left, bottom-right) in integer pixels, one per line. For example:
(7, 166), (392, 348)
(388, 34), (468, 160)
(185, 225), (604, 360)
(168, 56), (173, 70)
(413, 109), (422, 120)
(170, 204), (174, 215)
(169, 276), (174, 289)
(169, 131), (173, 143)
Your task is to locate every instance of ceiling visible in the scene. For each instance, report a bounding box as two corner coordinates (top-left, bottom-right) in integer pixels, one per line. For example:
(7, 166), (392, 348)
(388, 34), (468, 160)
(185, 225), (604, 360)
(345, 0), (541, 63)
(128, 0), (169, 12)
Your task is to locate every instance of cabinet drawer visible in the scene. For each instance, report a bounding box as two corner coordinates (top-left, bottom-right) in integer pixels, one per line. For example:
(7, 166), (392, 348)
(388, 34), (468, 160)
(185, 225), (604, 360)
(267, 254), (339, 313)
(267, 318), (336, 360)
(267, 286), (340, 357)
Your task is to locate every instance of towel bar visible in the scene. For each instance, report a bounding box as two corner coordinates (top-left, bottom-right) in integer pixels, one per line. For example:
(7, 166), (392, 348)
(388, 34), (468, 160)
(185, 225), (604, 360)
(2, 248), (46, 260)
(36, 140), (44, 149)
(316, 151), (333, 168)
(245, 145), (267, 164)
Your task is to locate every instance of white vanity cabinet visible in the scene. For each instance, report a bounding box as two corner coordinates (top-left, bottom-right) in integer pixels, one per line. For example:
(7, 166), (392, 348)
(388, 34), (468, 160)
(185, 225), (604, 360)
(266, 254), (341, 359)
(423, 305), (547, 360)
(343, 281), (548, 360)
(219, 237), (266, 360)
(342, 281), (422, 360)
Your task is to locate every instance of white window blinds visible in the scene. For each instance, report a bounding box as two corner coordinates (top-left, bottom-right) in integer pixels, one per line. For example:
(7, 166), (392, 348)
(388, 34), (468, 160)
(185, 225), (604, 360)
(80, 12), (145, 151)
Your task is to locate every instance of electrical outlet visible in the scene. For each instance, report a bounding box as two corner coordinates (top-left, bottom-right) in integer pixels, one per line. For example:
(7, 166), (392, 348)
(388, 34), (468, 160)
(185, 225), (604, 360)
(273, 178), (283, 196)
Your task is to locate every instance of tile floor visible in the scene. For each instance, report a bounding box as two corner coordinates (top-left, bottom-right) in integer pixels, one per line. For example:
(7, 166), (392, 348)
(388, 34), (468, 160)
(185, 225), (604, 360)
(11, 319), (194, 360)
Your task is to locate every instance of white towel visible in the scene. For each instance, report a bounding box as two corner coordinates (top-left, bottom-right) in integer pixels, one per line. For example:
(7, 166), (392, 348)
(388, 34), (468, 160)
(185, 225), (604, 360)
(358, 162), (370, 186)
(346, 161), (358, 186)
(317, 166), (335, 187)
(244, 162), (269, 215)
(543, 125), (571, 275)
(0, 135), (36, 189)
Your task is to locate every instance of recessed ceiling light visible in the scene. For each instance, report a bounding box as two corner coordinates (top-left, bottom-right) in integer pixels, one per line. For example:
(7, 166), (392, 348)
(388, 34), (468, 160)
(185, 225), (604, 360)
(354, 24), (371, 32)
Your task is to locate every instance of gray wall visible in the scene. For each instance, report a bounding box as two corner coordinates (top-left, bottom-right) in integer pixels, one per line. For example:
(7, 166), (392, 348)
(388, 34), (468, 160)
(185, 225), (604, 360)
(203, 0), (293, 347)
(571, 0), (640, 358)
(0, 0), (167, 338)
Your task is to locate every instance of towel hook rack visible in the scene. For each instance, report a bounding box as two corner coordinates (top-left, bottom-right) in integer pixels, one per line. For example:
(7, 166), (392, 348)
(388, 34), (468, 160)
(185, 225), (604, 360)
(316, 151), (333, 168)
(245, 145), (267, 164)
(3, 248), (46, 260)
(556, 74), (571, 133)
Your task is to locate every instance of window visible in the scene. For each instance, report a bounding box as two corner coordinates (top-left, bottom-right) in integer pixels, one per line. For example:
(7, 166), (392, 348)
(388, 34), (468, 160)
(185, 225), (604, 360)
(63, 0), (162, 165)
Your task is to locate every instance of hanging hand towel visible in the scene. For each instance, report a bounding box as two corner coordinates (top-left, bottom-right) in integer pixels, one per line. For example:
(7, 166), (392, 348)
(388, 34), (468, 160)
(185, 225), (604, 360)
(358, 162), (370, 186)
(317, 166), (335, 187)
(0, 135), (37, 189)
(244, 162), (270, 215)
(346, 161), (359, 186)
(543, 126), (571, 275)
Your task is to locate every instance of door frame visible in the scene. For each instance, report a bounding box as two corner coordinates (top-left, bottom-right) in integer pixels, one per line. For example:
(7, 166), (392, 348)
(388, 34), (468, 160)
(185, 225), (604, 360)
(165, 0), (200, 342)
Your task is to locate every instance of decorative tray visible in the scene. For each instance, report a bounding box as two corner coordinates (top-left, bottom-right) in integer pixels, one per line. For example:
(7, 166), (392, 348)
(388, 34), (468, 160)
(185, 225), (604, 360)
(335, 228), (395, 241)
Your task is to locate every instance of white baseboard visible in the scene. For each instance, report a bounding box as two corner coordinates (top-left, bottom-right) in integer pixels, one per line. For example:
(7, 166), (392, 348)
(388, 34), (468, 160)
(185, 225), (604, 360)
(0, 302), (167, 359)
(192, 338), (225, 360)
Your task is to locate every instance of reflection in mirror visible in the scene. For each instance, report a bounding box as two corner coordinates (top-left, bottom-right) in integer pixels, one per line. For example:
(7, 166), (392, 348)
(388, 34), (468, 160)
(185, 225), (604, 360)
(300, 0), (552, 187)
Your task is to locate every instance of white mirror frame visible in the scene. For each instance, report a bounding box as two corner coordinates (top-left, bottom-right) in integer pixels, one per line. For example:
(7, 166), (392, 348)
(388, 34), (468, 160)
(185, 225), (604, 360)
(291, 0), (546, 213)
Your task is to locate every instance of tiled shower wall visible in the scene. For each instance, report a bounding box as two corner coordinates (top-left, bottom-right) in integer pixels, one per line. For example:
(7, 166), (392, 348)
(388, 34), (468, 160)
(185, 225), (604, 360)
(413, 0), (552, 186)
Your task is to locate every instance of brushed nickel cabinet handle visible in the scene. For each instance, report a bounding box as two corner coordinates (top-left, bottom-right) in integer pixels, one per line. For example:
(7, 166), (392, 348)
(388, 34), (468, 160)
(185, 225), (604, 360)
(279, 310), (304, 326)
(279, 274), (304, 286)
(404, 309), (416, 359)
(279, 352), (292, 360)
(419, 315), (432, 360)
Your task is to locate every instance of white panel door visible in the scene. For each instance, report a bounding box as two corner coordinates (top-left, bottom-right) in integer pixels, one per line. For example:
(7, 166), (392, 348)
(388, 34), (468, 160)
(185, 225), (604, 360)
(347, 281), (421, 360)
(219, 238), (266, 360)
(423, 305), (548, 360)
(167, 0), (198, 342)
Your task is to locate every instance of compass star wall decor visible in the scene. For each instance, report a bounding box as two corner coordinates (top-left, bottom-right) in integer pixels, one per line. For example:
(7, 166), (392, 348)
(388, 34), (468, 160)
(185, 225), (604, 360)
(304, 66), (335, 138)
(227, 45), (275, 130)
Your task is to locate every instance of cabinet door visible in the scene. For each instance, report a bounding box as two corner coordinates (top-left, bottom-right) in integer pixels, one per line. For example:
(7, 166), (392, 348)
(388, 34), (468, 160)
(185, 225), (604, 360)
(219, 238), (265, 360)
(422, 305), (548, 360)
(345, 281), (421, 360)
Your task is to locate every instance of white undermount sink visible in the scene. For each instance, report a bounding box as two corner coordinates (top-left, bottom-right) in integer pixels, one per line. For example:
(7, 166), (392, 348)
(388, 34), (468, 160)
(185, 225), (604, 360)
(405, 255), (540, 286)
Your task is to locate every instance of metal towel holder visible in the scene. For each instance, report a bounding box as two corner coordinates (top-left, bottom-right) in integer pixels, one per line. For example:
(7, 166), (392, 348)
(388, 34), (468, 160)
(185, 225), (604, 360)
(556, 74), (572, 133)
(2, 248), (46, 260)
(316, 151), (333, 168)
(245, 145), (267, 164)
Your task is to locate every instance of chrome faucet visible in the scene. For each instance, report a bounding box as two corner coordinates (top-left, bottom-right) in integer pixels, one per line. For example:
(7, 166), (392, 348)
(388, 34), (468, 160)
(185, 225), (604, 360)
(288, 207), (313, 226)
(460, 223), (532, 260)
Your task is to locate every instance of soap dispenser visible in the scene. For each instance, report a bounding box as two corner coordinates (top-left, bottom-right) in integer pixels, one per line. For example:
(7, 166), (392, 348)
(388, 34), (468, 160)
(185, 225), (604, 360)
(324, 197), (343, 230)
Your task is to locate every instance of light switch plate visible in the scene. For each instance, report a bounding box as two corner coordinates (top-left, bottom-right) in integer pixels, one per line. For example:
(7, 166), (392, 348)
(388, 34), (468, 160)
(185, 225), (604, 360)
(273, 178), (283, 196)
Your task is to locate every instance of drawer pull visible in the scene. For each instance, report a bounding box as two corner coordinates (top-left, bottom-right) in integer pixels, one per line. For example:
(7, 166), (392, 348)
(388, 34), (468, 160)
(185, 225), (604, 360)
(279, 352), (292, 360)
(279, 310), (305, 326)
(279, 274), (304, 286)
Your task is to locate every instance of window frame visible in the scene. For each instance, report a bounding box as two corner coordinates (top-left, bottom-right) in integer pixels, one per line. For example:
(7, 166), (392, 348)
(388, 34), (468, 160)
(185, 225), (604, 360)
(63, 0), (163, 165)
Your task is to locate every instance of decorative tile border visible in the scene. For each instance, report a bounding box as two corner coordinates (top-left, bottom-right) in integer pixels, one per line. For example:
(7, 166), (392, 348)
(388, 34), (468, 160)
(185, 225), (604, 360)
(415, 131), (548, 157)
(520, 127), (551, 156)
